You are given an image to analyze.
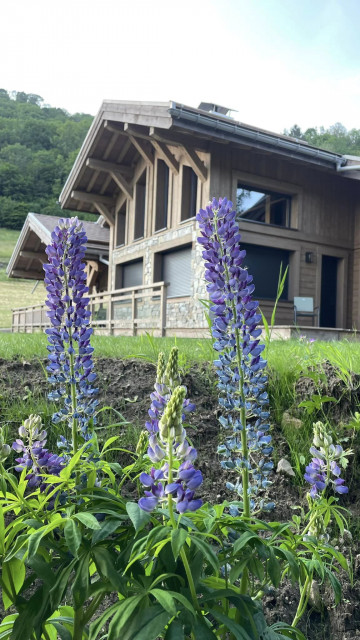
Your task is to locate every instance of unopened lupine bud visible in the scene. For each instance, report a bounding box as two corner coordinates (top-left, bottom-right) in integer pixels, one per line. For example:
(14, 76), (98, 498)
(159, 386), (186, 440)
(136, 429), (149, 455)
(0, 428), (10, 463)
(164, 346), (180, 388)
(156, 352), (166, 385)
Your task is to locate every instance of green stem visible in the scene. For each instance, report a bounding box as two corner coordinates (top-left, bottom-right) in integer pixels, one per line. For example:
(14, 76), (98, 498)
(82, 592), (106, 626)
(73, 606), (84, 640)
(167, 435), (200, 618)
(291, 571), (313, 628)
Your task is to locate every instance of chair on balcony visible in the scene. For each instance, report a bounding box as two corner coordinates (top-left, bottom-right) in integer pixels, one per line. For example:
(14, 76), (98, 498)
(293, 297), (320, 326)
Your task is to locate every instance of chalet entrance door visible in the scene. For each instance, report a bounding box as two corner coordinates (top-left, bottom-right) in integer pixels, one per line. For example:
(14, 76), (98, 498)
(320, 255), (338, 327)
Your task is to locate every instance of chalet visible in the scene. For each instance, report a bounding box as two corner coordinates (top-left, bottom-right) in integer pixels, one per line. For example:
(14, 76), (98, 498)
(8, 100), (360, 337)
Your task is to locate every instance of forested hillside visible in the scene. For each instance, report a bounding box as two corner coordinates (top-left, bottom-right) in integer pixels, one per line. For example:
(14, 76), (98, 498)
(0, 90), (95, 229)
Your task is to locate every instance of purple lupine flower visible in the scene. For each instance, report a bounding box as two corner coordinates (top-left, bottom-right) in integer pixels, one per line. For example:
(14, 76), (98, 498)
(197, 197), (273, 513)
(12, 415), (65, 497)
(139, 350), (203, 513)
(44, 218), (98, 444)
(304, 421), (349, 498)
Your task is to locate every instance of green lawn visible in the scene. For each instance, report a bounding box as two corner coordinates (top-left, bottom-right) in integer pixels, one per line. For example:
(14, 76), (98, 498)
(0, 228), (46, 329)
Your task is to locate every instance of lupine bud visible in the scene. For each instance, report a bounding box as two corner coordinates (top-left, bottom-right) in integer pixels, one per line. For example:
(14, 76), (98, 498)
(159, 386), (186, 440)
(136, 430), (149, 455)
(164, 346), (180, 387)
(156, 352), (166, 385)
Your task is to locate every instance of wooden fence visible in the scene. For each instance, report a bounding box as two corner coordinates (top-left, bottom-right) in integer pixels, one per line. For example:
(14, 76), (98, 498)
(12, 282), (168, 336)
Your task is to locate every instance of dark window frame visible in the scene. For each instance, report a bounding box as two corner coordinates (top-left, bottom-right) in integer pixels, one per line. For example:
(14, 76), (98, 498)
(155, 159), (169, 232)
(134, 170), (147, 240)
(181, 165), (198, 222)
(240, 243), (290, 301)
(236, 182), (292, 228)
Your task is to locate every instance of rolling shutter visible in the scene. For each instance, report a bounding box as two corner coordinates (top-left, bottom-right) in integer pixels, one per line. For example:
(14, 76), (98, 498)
(123, 260), (143, 288)
(163, 247), (192, 297)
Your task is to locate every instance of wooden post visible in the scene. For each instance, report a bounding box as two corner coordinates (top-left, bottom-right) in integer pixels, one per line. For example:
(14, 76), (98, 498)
(131, 289), (136, 336)
(160, 284), (167, 337)
(108, 294), (113, 335)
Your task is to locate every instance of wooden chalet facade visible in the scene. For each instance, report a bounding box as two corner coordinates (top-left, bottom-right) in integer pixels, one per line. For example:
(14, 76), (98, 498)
(8, 100), (360, 335)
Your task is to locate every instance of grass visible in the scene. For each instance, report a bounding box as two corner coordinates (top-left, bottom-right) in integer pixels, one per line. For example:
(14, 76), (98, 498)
(0, 228), (47, 329)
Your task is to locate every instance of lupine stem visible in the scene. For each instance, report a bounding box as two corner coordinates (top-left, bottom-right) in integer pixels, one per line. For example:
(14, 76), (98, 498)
(291, 571), (313, 628)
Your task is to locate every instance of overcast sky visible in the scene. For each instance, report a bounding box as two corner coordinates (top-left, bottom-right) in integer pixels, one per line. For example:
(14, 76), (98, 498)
(2, 0), (360, 133)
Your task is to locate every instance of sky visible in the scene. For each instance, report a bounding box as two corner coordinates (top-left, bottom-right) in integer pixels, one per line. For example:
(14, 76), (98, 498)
(1, 0), (360, 134)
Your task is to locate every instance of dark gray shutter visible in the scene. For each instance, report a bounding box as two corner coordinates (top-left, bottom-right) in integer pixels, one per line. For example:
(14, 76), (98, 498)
(123, 260), (143, 288)
(163, 248), (192, 297)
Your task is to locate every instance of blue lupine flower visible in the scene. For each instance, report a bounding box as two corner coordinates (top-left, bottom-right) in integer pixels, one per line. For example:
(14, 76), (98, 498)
(12, 415), (65, 495)
(197, 197), (273, 512)
(139, 350), (203, 514)
(305, 421), (349, 498)
(43, 218), (99, 444)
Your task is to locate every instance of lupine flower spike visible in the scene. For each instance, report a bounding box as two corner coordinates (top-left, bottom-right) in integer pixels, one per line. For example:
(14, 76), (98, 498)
(12, 414), (65, 492)
(197, 197), (273, 516)
(43, 217), (99, 452)
(139, 349), (202, 514)
(305, 421), (350, 499)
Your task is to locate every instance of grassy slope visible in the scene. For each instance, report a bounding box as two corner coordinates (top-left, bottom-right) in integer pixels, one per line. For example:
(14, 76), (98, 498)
(0, 228), (46, 329)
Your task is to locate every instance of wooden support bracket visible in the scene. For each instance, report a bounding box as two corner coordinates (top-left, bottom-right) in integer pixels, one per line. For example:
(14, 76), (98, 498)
(150, 140), (179, 174)
(182, 145), (208, 182)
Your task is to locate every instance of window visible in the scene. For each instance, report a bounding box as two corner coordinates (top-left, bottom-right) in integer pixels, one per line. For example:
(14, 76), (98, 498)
(181, 166), (198, 221)
(237, 183), (292, 227)
(241, 243), (289, 300)
(134, 170), (146, 239)
(115, 259), (143, 289)
(116, 202), (126, 247)
(155, 159), (169, 231)
(154, 246), (192, 297)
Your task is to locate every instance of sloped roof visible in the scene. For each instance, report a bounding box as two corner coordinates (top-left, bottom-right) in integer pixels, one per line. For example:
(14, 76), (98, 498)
(7, 213), (109, 280)
(59, 99), (359, 215)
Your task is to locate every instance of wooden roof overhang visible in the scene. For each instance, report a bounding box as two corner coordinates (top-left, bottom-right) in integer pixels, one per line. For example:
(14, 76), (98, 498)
(7, 213), (110, 280)
(59, 100), (352, 219)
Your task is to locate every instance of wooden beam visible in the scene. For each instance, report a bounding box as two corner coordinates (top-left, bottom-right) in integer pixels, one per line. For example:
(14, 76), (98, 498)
(20, 250), (47, 263)
(128, 134), (154, 165)
(11, 269), (44, 280)
(86, 158), (133, 178)
(110, 172), (133, 199)
(104, 121), (125, 135)
(93, 203), (115, 226)
(71, 190), (114, 207)
(151, 140), (179, 174)
(181, 145), (208, 182)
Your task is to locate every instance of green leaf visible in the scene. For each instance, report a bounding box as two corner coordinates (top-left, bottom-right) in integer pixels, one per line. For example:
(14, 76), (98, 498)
(233, 530), (260, 554)
(192, 615), (218, 639)
(275, 547), (300, 582)
(1, 557), (25, 609)
(89, 602), (120, 640)
(74, 512), (101, 530)
(48, 622), (72, 640)
(92, 547), (126, 595)
(72, 552), (90, 608)
(209, 608), (253, 640)
(190, 536), (219, 573)
(119, 604), (170, 640)
(49, 560), (77, 610)
(268, 548), (281, 588)
(108, 595), (145, 640)
(126, 502), (150, 532)
(171, 528), (188, 561)
(101, 436), (120, 452)
(325, 567), (342, 604)
(92, 517), (122, 544)
(165, 619), (185, 640)
(64, 519), (82, 557)
(27, 517), (63, 558)
(150, 588), (177, 616)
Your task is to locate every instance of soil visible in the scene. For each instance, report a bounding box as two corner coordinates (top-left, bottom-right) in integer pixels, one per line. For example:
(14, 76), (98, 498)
(1, 356), (360, 638)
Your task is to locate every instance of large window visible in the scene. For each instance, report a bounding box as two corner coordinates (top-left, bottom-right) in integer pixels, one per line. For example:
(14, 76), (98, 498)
(155, 159), (169, 231)
(237, 183), (292, 228)
(134, 170), (146, 240)
(181, 166), (198, 221)
(241, 243), (289, 300)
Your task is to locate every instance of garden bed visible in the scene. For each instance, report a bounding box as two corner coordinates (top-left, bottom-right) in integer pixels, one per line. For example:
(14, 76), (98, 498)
(1, 355), (360, 638)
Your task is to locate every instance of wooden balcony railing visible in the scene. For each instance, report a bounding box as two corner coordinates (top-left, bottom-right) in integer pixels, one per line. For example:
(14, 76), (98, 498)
(11, 282), (168, 336)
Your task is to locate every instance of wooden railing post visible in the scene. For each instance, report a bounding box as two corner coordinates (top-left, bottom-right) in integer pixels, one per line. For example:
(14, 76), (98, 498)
(160, 284), (167, 337)
(131, 290), (136, 336)
(108, 294), (113, 335)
